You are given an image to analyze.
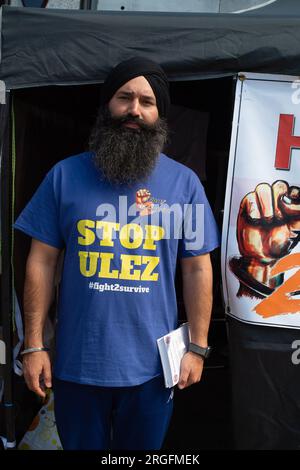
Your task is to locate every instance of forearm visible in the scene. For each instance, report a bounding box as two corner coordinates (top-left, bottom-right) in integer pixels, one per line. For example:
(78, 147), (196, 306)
(23, 257), (56, 348)
(182, 262), (213, 346)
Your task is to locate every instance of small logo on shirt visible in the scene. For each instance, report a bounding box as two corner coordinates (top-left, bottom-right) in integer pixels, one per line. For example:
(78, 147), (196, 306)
(136, 189), (166, 216)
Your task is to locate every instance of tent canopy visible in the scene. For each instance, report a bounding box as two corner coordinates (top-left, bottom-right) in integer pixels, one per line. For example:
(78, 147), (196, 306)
(1, 6), (300, 90)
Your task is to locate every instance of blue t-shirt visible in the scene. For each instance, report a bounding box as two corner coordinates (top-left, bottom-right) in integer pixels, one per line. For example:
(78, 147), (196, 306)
(14, 152), (219, 386)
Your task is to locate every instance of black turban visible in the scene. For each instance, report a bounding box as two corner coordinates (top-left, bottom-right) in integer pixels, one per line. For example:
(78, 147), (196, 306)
(101, 57), (170, 118)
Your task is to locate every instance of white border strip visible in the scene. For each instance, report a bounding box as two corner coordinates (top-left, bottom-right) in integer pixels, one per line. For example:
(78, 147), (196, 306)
(0, 80), (5, 104)
(233, 0), (277, 14)
(221, 75), (243, 312)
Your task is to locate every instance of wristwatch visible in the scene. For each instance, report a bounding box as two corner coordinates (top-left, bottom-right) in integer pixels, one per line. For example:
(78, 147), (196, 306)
(188, 343), (212, 359)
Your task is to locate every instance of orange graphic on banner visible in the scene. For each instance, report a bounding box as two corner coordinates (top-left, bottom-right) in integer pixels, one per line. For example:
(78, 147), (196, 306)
(254, 253), (300, 317)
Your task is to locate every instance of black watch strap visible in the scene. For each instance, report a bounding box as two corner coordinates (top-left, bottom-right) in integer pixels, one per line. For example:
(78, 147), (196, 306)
(188, 343), (212, 359)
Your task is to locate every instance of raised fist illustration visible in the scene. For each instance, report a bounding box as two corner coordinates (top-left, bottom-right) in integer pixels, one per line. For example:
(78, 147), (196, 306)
(136, 189), (151, 206)
(230, 180), (300, 298)
(136, 189), (153, 215)
(237, 180), (300, 262)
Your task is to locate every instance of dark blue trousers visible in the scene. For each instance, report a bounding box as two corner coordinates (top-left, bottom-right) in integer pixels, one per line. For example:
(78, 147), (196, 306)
(53, 376), (173, 450)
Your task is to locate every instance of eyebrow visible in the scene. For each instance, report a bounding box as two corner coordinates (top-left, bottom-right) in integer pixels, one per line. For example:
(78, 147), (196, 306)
(117, 91), (156, 102)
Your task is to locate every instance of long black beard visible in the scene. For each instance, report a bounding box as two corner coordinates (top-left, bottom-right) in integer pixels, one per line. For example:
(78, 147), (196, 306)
(88, 108), (168, 186)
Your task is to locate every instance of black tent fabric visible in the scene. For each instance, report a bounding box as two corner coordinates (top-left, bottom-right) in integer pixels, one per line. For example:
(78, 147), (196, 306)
(228, 316), (300, 449)
(2, 7), (300, 89)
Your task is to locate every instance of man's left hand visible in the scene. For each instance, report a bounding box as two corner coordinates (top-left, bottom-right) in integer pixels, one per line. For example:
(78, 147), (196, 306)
(178, 352), (204, 389)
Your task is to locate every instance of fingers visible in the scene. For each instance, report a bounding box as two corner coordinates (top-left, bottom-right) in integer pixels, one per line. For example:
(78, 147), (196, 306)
(240, 181), (294, 222)
(240, 192), (261, 221)
(178, 370), (202, 389)
(237, 180), (300, 262)
(272, 180), (288, 220)
(178, 370), (189, 390)
(24, 370), (47, 398)
(240, 184), (273, 222)
(280, 185), (300, 217)
(43, 363), (52, 389)
(22, 353), (52, 398)
(178, 353), (203, 390)
(256, 184), (274, 221)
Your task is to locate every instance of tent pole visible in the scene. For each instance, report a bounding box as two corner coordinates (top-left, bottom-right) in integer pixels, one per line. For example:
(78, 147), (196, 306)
(0, 91), (16, 449)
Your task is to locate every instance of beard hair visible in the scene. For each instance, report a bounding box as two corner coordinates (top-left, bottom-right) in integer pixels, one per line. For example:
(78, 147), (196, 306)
(88, 107), (168, 186)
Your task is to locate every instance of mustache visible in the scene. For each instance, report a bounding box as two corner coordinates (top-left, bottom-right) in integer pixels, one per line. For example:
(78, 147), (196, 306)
(106, 113), (158, 132)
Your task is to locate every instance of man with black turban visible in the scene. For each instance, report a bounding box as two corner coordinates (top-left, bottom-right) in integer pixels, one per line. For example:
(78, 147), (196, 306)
(15, 57), (219, 450)
(90, 57), (170, 186)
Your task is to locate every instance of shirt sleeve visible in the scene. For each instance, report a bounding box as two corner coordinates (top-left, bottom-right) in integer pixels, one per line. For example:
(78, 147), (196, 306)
(178, 172), (220, 258)
(14, 167), (64, 249)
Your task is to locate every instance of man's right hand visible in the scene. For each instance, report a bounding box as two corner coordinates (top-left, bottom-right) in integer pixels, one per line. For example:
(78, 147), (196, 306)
(22, 351), (52, 399)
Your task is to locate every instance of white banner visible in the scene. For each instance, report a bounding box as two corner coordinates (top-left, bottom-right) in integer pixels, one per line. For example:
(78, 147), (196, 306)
(222, 73), (300, 329)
